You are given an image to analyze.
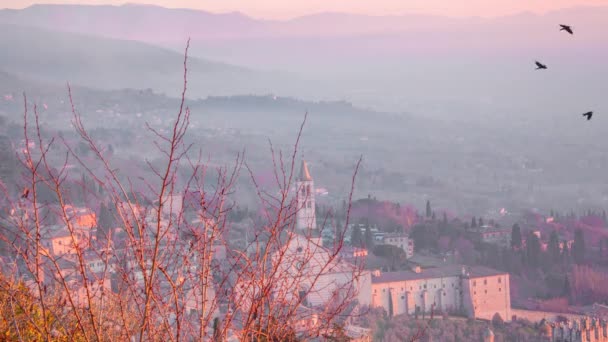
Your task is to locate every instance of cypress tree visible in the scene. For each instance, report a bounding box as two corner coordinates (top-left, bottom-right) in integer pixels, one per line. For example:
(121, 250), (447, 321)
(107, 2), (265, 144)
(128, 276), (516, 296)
(572, 229), (586, 264)
(563, 275), (571, 299)
(212, 317), (221, 341)
(350, 226), (362, 248)
(548, 231), (561, 262)
(388, 290), (394, 318)
(471, 217), (477, 228)
(511, 224), (522, 249)
(426, 200), (432, 218)
(364, 225), (374, 250)
(525, 230), (541, 268)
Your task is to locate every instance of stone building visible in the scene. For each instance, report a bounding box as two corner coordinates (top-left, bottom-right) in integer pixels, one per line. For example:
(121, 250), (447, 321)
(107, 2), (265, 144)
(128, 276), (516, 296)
(296, 160), (316, 231)
(371, 265), (511, 321)
(381, 233), (414, 258)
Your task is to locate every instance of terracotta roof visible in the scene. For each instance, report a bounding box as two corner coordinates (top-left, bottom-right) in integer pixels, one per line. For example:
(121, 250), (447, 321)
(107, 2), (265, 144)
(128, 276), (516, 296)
(372, 264), (506, 283)
(298, 160), (313, 181)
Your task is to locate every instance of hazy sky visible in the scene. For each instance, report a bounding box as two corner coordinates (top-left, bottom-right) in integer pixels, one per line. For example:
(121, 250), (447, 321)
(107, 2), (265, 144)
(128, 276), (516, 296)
(1, 0), (606, 19)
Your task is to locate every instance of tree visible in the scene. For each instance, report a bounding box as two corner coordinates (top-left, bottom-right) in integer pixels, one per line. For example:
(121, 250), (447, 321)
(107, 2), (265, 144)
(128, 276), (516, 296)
(511, 224), (522, 250)
(471, 217), (477, 228)
(525, 231), (541, 268)
(572, 229), (586, 264)
(350, 226), (362, 248)
(562, 240), (571, 263)
(563, 275), (571, 299)
(373, 244), (406, 270)
(1, 44), (363, 341)
(212, 317), (222, 342)
(97, 202), (115, 240)
(548, 231), (561, 263)
(491, 313), (504, 328)
(324, 324), (352, 342)
(388, 290), (394, 318)
(478, 217), (484, 227)
(426, 200), (432, 218)
(442, 213), (448, 227)
(364, 225), (374, 250)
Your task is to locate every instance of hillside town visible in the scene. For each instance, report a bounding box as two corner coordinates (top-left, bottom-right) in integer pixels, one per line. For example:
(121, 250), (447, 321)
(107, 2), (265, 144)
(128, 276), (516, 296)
(3, 156), (608, 341)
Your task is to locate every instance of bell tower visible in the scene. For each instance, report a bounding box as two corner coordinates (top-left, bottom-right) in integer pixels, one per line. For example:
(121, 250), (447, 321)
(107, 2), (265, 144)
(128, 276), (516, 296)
(296, 160), (316, 231)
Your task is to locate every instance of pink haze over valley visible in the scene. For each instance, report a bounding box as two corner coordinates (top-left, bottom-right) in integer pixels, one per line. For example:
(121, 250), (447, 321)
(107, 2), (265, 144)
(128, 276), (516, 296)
(2, 0), (608, 19)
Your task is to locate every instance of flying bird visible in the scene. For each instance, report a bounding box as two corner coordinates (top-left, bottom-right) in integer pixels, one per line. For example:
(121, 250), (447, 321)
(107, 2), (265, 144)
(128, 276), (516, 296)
(535, 61), (548, 70)
(21, 187), (30, 199)
(582, 111), (593, 120)
(560, 24), (574, 35)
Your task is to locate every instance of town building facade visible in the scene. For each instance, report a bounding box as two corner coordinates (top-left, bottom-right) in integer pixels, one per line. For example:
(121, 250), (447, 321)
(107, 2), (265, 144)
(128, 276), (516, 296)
(371, 265), (511, 321)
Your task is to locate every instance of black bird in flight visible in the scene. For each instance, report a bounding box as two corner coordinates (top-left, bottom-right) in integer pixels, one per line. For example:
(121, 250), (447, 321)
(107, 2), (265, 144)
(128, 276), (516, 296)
(560, 24), (574, 35)
(535, 61), (548, 70)
(582, 111), (593, 120)
(21, 187), (30, 199)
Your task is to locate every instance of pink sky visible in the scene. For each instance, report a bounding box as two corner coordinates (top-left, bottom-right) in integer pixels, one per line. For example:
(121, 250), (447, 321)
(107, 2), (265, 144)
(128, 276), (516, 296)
(2, 0), (607, 19)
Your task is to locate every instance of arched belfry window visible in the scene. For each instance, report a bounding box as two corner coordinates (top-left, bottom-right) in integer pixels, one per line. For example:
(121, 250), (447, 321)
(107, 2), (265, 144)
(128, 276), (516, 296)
(306, 185), (311, 196)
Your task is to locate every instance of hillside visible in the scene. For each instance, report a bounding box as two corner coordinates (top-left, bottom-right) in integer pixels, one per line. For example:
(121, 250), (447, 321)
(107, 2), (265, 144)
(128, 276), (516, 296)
(0, 24), (297, 99)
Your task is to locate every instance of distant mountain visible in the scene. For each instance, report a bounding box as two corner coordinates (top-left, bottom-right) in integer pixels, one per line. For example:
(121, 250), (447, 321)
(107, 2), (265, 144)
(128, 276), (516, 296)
(1, 4), (607, 56)
(0, 23), (298, 98)
(1, 4), (607, 117)
(0, 4), (467, 42)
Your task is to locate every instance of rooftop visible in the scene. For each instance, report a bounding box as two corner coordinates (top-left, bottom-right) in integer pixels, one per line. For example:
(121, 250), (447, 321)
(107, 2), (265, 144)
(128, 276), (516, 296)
(372, 264), (506, 283)
(298, 160), (313, 181)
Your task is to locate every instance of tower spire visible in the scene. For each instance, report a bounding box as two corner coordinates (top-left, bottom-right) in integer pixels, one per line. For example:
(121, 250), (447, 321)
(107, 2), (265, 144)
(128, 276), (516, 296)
(296, 159), (316, 231)
(299, 160), (313, 181)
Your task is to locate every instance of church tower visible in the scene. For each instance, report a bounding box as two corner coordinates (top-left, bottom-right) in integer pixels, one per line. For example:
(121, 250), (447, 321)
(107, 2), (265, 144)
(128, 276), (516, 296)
(296, 160), (316, 231)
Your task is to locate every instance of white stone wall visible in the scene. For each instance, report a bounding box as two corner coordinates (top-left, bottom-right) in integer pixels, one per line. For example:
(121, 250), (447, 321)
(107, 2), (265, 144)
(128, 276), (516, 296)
(465, 274), (511, 321)
(372, 276), (461, 316)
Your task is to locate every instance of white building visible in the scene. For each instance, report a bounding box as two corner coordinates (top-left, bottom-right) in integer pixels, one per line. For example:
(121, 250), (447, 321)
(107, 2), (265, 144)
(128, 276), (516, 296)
(371, 265), (511, 321)
(274, 233), (371, 308)
(296, 160), (316, 231)
(382, 233), (414, 258)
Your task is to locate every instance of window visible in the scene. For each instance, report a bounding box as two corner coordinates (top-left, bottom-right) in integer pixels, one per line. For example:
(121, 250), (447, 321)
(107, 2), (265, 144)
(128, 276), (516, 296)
(484, 279), (487, 285)
(374, 289), (377, 293)
(474, 291), (476, 295)
(499, 288), (502, 292)
(401, 296), (405, 299)
(443, 284), (445, 288)
(383, 289), (385, 293)
(423, 284), (427, 289)
(443, 292), (446, 296)
(484, 290), (487, 294)
(498, 277), (502, 283)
